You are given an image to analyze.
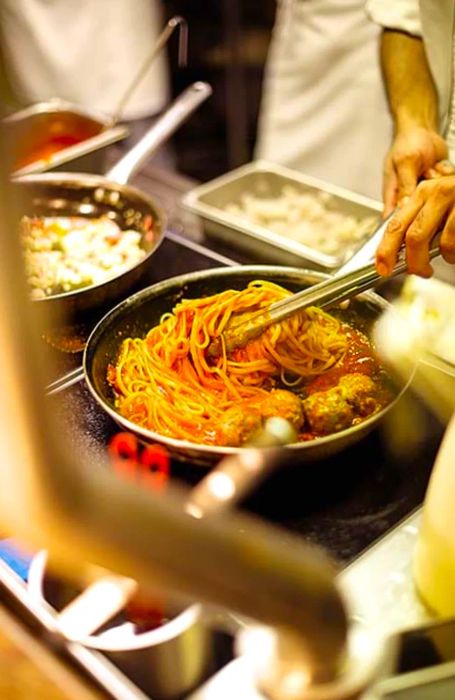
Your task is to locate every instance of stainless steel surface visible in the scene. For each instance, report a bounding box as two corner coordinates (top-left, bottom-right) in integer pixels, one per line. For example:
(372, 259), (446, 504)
(83, 265), (414, 465)
(5, 98), (128, 177)
(14, 83), (212, 316)
(182, 161), (382, 269)
(216, 247), (440, 354)
(112, 16), (188, 124)
(340, 511), (431, 641)
(366, 662), (455, 700)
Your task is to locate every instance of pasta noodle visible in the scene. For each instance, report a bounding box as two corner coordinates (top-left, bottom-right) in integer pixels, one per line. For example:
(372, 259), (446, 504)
(108, 280), (351, 446)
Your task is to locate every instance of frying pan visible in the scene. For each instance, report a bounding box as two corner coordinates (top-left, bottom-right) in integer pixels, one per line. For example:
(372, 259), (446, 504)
(13, 82), (212, 318)
(82, 265), (415, 465)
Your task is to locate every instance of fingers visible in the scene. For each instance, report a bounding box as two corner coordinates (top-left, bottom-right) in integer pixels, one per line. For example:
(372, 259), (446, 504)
(376, 192), (425, 276)
(434, 160), (455, 176)
(423, 167), (441, 180)
(440, 208), (455, 264)
(383, 159), (398, 218)
(395, 156), (419, 204)
(423, 160), (455, 180)
(376, 178), (455, 277)
(404, 194), (450, 277)
(379, 132), (455, 274)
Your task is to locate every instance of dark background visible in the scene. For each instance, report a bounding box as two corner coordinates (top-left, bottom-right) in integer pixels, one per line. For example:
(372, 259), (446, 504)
(164, 1), (277, 181)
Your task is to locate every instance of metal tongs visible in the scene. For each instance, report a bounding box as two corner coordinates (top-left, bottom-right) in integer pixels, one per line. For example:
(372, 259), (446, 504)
(213, 226), (441, 355)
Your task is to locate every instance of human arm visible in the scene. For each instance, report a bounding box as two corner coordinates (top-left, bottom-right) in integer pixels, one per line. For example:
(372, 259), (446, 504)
(380, 29), (452, 217)
(372, 26), (455, 277)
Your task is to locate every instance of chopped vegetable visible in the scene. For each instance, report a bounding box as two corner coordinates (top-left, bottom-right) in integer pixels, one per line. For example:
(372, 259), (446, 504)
(21, 215), (146, 297)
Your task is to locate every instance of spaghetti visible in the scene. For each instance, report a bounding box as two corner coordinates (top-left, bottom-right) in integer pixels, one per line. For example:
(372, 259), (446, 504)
(108, 280), (350, 445)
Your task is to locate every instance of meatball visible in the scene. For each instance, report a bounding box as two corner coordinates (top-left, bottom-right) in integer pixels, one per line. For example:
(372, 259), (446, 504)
(303, 389), (354, 435)
(257, 389), (305, 431)
(218, 407), (263, 446)
(338, 373), (378, 416)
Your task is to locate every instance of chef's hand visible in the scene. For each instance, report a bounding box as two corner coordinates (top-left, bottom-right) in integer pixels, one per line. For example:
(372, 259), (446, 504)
(376, 174), (455, 278)
(383, 125), (454, 217)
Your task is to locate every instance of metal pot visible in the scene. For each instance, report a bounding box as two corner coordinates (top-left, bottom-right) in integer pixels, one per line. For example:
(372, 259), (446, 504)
(81, 265), (414, 465)
(28, 551), (216, 700)
(4, 97), (128, 176)
(14, 82), (212, 319)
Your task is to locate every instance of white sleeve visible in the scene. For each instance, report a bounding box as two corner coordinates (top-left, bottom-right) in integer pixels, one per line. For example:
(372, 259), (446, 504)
(366, 0), (422, 37)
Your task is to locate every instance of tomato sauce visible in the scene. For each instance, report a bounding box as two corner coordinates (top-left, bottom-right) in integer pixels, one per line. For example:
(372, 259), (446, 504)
(305, 325), (379, 395)
(12, 113), (104, 170)
(16, 134), (84, 168)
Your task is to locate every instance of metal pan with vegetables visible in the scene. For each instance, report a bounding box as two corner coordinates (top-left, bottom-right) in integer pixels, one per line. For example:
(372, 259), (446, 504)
(69, 264), (415, 465)
(13, 82), (212, 317)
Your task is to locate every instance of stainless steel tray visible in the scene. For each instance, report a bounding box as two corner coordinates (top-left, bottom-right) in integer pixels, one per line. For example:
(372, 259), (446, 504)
(4, 98), (128, 176)
(182, 160), (382, 269)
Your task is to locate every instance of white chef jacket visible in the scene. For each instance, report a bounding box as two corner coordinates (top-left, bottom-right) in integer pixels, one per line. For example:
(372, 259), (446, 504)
(0, 0), (169, 120)
(255, 0), (393, 200)
(367, 0), (455, 156)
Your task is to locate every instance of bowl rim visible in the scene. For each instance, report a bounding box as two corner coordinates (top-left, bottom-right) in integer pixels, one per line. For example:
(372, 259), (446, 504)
(27, 550), (202, 651)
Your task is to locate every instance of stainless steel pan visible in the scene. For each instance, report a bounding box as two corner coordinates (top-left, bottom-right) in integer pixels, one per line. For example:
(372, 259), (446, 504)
(13, 82), (212, 318)
(80, 265), (414, 465)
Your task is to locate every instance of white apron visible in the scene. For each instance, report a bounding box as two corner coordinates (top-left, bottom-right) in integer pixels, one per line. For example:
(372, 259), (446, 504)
(256, 0), (393, 200)
(0, 0), (169, 119)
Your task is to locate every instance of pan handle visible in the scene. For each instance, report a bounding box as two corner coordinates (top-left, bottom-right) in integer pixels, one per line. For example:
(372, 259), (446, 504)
(107, 82), (212, 185)
(186, 417), (296, 519)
